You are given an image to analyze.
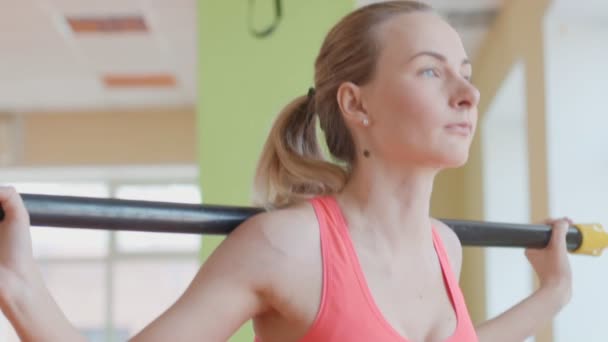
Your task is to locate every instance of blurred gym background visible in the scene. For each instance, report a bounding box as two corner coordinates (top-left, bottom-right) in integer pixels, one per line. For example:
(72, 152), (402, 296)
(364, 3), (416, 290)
(0, 0), (606, 341)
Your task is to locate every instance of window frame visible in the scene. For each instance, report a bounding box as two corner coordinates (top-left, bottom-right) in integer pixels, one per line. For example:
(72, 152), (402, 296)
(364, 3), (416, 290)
(0, 165), (202, 342)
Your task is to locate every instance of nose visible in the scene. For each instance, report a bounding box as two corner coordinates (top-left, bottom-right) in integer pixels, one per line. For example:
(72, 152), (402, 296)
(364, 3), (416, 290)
(450, 79), (480, 111)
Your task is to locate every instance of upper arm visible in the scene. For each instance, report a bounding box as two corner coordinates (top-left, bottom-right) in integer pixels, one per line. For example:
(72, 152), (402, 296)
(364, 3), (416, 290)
(432, 218), (463, 280)
(130, 213), (277, 342)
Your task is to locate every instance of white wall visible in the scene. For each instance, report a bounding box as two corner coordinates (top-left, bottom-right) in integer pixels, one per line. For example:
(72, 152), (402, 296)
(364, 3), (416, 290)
(545, 13), (608, 342)
(482, 62), (534, 342)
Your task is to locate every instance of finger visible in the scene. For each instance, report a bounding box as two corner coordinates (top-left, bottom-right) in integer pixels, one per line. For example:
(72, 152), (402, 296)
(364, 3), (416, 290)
(557, 217), (574, 231)
(550, 219), (570, 251)
(0, 186), (28, 220)
(0, 186), (19, 208)
(0, 186), (17, 199)
(542, 217), (573, 226)
(542, 217), (558, 225)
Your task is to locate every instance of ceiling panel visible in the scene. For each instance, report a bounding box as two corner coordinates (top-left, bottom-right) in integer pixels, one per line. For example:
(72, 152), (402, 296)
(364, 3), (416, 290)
(50, 0), (143, 14)
(0, 0), (195, 112)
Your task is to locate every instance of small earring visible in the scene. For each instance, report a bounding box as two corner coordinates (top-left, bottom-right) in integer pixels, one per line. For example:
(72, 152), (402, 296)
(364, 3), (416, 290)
(363, 118), (369, 126)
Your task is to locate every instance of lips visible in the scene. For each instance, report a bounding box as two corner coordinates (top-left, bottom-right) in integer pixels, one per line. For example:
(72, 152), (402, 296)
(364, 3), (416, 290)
(445, 122), (472, 136)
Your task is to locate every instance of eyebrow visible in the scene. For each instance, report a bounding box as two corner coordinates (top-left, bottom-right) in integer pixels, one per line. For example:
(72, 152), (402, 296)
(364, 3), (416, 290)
(408, 51), (471, 66)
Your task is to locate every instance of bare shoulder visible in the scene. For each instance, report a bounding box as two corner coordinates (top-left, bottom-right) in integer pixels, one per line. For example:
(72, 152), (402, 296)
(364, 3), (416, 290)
(431, 217), (463, 279)
(227, 201), (321, 313)
(236, 201), (319, 257)
(223, 201), (320, 285)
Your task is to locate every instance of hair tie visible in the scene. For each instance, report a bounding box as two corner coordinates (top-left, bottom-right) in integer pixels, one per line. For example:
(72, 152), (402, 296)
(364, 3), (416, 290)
(307, 87), (316, 101)
(305, 87), (317, 121)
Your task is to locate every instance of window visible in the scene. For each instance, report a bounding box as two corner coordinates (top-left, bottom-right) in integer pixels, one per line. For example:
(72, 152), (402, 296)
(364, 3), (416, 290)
(0, 167), (202, 342)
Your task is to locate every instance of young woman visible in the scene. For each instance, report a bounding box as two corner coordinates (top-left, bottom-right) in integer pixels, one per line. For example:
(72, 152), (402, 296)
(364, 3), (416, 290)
(0, 1), (572, 341)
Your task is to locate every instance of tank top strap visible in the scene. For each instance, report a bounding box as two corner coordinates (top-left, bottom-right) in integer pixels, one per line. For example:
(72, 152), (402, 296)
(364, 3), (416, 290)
(309, 195), (356, 262)
(431, 227), (458, 286)
(430, 226), (469, 325)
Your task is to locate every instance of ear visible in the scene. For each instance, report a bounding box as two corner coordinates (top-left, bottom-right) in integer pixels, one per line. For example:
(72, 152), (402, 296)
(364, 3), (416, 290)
(336, 82), (370, 127)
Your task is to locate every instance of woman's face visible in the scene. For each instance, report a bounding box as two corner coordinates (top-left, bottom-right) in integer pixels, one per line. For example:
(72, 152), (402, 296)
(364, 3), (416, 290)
(360, 12), (480, 169)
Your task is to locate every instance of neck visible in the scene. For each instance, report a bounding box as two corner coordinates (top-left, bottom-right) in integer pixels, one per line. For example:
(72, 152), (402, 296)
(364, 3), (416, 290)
(336, 160), (439, 252)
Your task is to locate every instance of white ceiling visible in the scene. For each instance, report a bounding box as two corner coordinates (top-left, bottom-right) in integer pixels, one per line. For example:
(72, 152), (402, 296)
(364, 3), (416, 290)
(1, 0), (603, 114)
(0, 0), (197, 113)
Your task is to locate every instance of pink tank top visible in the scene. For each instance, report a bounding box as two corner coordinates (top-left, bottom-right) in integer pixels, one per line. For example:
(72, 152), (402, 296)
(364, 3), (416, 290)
(255, 196), (478, 342)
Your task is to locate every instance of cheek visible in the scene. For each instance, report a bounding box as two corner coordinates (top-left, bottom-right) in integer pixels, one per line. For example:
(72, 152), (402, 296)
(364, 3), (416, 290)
(379, 106), (446, 158)
(385, 89), (446, 138)
(369, 77), (449, 148)
(381, 78), (444, 121)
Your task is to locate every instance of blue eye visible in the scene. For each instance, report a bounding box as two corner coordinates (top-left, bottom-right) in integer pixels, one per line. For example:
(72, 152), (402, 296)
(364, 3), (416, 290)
(421, 68), (439, 78)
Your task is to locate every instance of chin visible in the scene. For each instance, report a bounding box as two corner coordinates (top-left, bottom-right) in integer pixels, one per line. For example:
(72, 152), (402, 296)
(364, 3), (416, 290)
(434, 152), (469, 169)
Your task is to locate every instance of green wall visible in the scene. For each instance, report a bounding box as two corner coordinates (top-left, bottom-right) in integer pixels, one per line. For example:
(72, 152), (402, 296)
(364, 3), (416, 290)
(197, 1), (353, 340)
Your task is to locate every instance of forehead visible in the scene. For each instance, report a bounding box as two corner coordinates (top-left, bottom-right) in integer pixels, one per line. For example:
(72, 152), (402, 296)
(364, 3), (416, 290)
(374, 12), (468, 63)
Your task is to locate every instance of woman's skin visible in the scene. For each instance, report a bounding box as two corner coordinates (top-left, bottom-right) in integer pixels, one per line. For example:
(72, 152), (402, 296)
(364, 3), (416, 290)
(0, 11), (572, 342)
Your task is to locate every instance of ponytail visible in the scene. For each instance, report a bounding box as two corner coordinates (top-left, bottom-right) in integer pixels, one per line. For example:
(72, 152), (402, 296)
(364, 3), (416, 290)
(253, 92), (348, 209)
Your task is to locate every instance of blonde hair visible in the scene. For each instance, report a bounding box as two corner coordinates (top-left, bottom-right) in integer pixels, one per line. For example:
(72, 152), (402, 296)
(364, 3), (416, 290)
(254, 1), (433, 209)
